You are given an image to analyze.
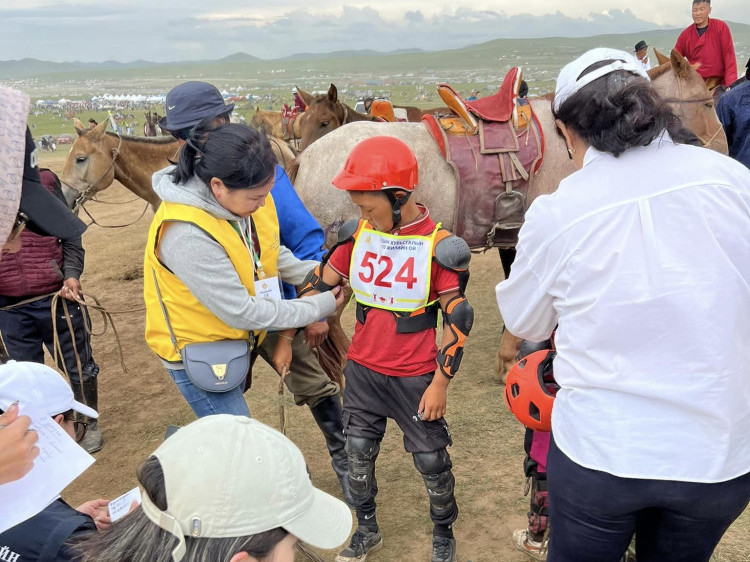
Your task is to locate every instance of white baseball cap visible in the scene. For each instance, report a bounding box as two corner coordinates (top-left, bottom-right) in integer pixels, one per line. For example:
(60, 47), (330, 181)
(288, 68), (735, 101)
(140, 415), (352, 561)
(554, 48), (650, 112)
(0, 360), (98, 419)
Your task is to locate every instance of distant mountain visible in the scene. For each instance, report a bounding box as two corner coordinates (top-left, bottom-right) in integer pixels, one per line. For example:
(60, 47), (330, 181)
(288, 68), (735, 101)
(283, 48), (425, 61)
(218, 52), (261, 63)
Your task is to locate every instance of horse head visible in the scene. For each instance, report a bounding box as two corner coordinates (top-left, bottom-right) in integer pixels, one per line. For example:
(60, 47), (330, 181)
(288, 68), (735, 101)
(297, 83), (380, 151)
(648, 48), (728, 154)
(60, 120), (119, 209)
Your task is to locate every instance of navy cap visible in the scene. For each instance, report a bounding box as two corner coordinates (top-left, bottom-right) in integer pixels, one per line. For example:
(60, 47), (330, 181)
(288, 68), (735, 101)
(158, 81), (235, 132)
(634, 40), (648, 52)
(19, 128), (86, 239)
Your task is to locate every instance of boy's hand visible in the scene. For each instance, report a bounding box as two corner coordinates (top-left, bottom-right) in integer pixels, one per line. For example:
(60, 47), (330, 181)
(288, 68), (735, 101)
(272, 337), (293, 375)
(418, 376), (449, 421)
(304, 320), (329, 349)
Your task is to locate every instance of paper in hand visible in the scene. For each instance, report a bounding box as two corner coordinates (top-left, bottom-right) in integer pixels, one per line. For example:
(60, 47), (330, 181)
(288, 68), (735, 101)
(0, 402), (95, 534)
(108, 487), (142, 522)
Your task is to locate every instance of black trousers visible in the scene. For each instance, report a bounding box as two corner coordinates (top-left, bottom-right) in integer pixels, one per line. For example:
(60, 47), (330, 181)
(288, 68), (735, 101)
(547, 436), (750, 562)
(0, 295), (99, 385)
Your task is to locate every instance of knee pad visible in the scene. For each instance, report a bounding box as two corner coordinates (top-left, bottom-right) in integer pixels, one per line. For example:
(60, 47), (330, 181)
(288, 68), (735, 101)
(413, 449), (457, 520)
(346, 436), (380, 501)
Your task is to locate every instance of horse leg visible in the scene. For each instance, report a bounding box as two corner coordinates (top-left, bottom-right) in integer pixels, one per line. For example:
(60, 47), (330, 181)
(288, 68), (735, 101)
(496, 247), (519, 382)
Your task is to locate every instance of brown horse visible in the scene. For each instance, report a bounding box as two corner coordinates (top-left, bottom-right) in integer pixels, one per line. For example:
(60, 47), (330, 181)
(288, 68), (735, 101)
(295, 84), (381, 150)
(143, 111), (158, 137)
(290, 50), (728, 382)
(251, 108), (303, 150)
(363, 97), (448, 122)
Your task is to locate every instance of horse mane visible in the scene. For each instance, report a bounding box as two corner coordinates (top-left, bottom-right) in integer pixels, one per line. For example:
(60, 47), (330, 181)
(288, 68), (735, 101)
(104, 131), (177, 145)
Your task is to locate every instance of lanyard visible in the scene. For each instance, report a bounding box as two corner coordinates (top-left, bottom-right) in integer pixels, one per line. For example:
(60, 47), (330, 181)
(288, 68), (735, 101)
(229, 220), (265, 278)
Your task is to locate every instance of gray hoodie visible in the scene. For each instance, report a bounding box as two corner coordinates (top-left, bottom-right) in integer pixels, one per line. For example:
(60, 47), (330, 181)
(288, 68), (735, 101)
(151, 167), (335, 342)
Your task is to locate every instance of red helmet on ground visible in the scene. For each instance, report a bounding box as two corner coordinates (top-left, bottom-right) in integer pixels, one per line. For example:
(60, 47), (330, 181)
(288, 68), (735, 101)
(504, 349), (559, 432)
(332, 136), (418, 193)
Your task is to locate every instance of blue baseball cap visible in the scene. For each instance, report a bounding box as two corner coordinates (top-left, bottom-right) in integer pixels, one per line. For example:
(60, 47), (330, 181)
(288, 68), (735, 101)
(158, 81), (235, 132)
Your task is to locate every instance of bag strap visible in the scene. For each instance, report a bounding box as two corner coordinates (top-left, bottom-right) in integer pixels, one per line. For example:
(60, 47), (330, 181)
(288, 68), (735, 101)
(151, 269), (181, 356)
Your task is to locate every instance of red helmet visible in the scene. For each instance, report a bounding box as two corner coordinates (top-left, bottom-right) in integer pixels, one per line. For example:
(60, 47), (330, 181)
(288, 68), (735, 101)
(504, 349), (559, 432)
(332, 136), (418, 193)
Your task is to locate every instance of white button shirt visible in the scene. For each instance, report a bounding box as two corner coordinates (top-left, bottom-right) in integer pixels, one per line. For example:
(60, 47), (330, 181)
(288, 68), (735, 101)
(496, 134), (750, 483)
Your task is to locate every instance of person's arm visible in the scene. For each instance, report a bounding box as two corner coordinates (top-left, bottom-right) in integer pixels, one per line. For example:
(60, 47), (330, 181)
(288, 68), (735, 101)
(158, 222), (336, 332)
(720, 23), (738, 88)
(276, 245), (320, 286)
(495, 200), (561, 342)
(271, 166), (326, 261)
(674, 28), (688, 58)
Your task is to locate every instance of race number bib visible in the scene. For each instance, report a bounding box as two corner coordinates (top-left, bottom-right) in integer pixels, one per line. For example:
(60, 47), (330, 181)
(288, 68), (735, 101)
(350, 224), (439, 312)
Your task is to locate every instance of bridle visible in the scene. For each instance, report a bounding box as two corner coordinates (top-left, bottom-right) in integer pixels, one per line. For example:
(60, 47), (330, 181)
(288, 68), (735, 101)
(68, 131), (123, 213)
(663, 77), (724, 148)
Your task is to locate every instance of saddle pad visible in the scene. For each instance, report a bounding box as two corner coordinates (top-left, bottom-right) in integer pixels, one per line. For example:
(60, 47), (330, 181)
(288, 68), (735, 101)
(437, 84), (478, 134)
(424, 116), (543, 249)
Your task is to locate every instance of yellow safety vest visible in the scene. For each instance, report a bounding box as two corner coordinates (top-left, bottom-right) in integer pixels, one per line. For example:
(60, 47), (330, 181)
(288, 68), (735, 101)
(144, 197), (280, 362)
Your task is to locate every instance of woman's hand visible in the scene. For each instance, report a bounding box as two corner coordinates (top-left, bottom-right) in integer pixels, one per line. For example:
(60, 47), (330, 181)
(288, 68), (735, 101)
(0, 404), (39, 485)
(77, 499), (112, 530)
(272, 336), (293, 375)
(305, 320), (329, 349)
(332, 285), (346, 310)
(418, 376), (450, 421)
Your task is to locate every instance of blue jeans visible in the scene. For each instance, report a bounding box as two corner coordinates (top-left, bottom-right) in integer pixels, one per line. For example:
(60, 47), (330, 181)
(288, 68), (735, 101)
(547, 436), (750, 562)
(167, 368), (250, 418)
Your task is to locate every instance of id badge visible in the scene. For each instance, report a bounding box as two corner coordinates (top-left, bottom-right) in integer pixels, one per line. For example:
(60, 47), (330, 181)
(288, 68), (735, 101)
(254, 275), (282, 300)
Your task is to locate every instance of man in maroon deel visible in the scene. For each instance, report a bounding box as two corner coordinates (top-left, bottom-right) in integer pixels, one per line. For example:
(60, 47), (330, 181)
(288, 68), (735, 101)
(675, 0), (738, 92)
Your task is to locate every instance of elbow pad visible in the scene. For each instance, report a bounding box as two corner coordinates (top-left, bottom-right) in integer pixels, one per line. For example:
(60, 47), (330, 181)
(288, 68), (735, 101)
(297, 263), (334, 296)
(437, 295), (474, 378)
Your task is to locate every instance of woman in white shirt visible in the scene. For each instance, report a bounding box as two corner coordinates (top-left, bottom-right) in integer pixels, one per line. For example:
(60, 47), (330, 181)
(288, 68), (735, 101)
(496, 48), (750, 562)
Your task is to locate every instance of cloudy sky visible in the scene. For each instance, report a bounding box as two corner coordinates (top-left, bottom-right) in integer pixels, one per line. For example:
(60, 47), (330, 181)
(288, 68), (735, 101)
(2, 0), (749, 62)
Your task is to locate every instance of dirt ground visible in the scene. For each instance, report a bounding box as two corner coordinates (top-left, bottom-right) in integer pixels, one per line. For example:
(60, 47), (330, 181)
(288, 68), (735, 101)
(37, 150), (748, 562)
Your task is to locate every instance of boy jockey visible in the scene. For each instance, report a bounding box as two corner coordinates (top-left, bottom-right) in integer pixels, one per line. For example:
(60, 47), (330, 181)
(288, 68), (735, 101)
(287, 136), (473, 562)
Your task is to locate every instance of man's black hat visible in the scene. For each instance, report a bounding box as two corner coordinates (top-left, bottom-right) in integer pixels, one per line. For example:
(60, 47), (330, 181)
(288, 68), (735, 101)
(634, 40), (648, 52)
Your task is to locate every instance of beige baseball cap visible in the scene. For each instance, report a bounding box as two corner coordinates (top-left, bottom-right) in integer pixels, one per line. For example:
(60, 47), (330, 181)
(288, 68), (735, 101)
(554, 48), (650, 112)
(140, 415), (352, 561)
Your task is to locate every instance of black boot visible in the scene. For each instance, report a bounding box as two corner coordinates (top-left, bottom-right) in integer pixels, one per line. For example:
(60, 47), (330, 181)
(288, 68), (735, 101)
(310, 395), (353, 506)
(75, 378), (103, 453)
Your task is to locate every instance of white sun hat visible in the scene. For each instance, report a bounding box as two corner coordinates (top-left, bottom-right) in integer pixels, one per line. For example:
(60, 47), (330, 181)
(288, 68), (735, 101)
(140, 415), (353, 561)
(554, 47), (650, 112)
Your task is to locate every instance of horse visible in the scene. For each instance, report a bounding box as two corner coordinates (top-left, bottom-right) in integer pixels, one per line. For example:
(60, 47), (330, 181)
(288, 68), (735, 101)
(144, 111), (158, 137)
(289, 49), (728, 381)
(60, 119), (298, 210)
(295, 84), (382, 150)
(251, 108), (303, 146)
(363, 97), (448, 123)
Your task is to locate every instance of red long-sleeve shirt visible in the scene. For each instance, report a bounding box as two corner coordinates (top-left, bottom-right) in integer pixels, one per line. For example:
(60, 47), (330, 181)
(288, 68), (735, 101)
(675, 18), (738, 88)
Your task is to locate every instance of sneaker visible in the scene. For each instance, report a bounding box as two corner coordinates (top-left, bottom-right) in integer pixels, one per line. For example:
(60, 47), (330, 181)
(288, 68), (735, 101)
(431, 536), (456, 562)
(512, 529), (547, 561)
(335, 526), (383, 562)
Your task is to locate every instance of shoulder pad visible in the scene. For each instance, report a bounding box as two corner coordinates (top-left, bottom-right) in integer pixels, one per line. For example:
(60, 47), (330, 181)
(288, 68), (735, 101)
(337, 219), (360, 244)
(434, 234), (470, 271)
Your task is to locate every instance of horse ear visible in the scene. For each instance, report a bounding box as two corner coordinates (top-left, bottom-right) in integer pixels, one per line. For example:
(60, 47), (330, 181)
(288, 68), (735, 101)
(88, 119), (108, 142)
(670, 49), (692, 78)
(296, 86), (313, 106)
(73, 118), (85, 135)
(654, 48), (670, 66)
(327, 84), (338, 104)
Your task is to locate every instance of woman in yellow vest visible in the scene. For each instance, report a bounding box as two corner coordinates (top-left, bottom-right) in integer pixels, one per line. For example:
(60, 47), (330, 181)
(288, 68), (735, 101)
(143, 123), (343, 417)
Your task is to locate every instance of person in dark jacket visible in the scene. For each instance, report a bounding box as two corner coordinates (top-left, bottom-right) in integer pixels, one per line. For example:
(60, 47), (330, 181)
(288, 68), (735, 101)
(0, 128), (103, 454)
(717, 58), (750, 169)
(0, 361), (111, 562)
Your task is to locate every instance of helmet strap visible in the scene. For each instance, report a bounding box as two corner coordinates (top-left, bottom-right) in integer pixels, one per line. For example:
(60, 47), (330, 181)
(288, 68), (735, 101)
(385, 190), (411, 229)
